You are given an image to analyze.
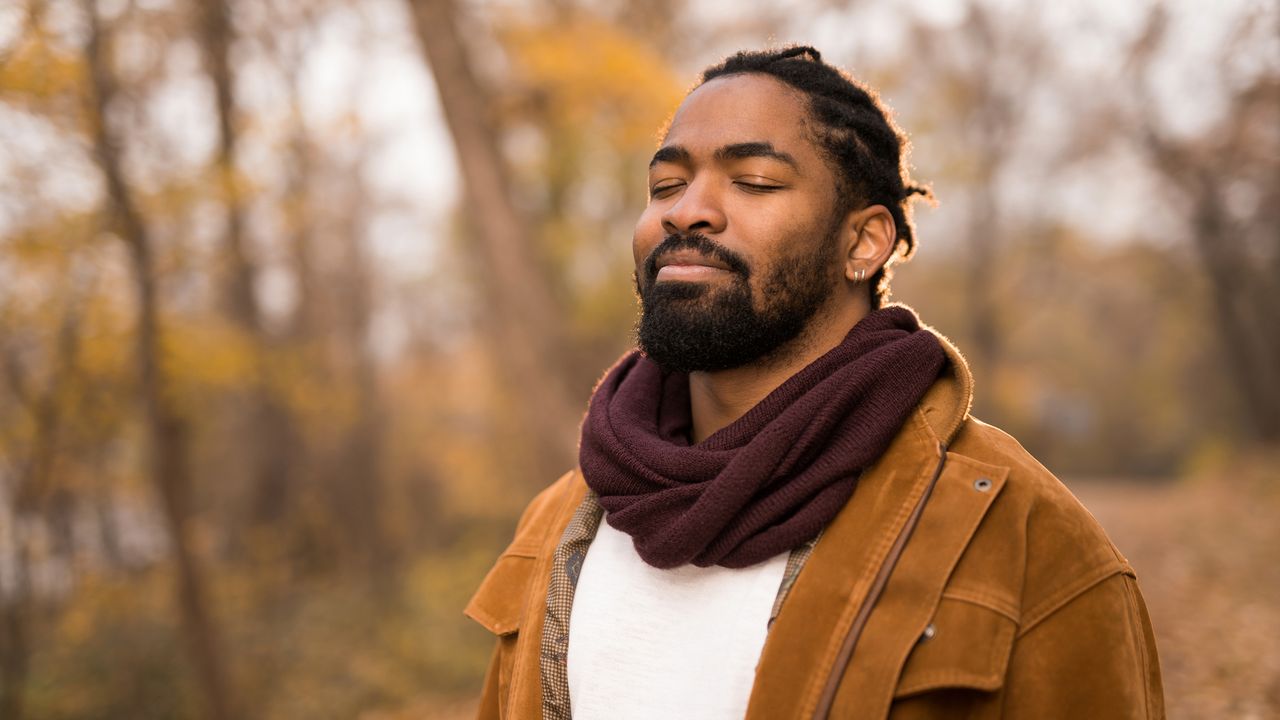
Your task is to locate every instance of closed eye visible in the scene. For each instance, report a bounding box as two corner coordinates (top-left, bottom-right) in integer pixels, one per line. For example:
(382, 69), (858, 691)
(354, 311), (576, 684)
(650, 181), (685, 198)
(735, 181), (784, 193)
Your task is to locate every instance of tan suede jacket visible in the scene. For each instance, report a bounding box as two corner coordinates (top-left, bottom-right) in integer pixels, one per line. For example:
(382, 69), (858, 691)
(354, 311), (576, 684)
(465, 337), (1165, 718)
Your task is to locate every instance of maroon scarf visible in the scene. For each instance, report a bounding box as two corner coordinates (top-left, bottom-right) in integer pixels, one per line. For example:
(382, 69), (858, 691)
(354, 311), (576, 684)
(579, 307), (946, 569)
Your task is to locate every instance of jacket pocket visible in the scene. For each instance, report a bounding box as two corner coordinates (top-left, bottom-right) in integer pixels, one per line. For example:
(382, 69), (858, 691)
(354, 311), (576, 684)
(465, 546), (539, 636)
(892, 595), (1017, 699)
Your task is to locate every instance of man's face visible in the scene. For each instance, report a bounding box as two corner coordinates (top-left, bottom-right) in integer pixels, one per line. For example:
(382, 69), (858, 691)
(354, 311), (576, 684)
(633, 73), (846, 373)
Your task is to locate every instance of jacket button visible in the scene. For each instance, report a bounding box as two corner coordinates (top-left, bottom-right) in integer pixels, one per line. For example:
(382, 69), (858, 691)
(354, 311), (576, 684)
(973, 477), (993, 492)
(921, 623), (937, 642)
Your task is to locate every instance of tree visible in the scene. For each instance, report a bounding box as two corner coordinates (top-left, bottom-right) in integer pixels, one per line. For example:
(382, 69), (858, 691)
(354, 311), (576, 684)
(406, 0), (583, 486)
(896, 1), (1048, 413)
(0, 277), (84, 720)
(1127, 6), (1280, 445)
(81, 3), (236, 718)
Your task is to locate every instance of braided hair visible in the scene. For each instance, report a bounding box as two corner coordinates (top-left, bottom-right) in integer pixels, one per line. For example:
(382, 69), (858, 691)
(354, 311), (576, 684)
(699, 46), (932, 308)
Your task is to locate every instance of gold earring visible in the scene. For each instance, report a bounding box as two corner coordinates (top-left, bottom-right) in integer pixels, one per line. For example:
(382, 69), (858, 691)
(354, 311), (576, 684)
(854, 268), (866, 284)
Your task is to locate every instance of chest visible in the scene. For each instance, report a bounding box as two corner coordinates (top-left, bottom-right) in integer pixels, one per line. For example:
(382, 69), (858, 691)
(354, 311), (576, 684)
(566, 521), (789, 719)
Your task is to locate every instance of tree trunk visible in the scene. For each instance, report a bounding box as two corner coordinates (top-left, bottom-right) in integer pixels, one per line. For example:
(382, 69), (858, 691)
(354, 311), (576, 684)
(0, 256), (88, 720)
(195, 0), (303, 535)
(82, 6), (236, 719)
(333, 199), (394, 578)
(964, 179), (1000, 410)
(0, 543), (31, 720)
(1186, 173), (1280, 443)
(1129, 7), (1280, 446)
(198, 0), (258, 329)
(406, 0), (582, 485)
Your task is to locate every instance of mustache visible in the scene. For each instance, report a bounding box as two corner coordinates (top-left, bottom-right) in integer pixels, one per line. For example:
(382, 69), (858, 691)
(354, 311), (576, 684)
(642, 232), (751, 283)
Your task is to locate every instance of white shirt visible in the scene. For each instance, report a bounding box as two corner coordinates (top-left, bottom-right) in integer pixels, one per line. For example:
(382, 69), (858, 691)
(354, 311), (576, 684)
(567, 519), (789, 719)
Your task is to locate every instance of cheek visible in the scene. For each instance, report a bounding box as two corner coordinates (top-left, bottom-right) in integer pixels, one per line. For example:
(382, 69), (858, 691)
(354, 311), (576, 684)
(743, 215), (836, 285)
(632, 205), (664, 267)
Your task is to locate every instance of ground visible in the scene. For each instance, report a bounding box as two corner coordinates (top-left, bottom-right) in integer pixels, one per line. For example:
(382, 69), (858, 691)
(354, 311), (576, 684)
(1072, 474), (1280, 719)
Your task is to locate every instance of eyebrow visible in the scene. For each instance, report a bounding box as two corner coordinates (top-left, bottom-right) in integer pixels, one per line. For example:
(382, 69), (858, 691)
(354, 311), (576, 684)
(649, 145), (691, 168)
(715, 142), (799, 170)
(648, 141), (799, 171)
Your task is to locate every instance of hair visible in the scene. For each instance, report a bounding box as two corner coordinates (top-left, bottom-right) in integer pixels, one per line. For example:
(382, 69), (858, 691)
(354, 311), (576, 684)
(697, 46), (933, 308)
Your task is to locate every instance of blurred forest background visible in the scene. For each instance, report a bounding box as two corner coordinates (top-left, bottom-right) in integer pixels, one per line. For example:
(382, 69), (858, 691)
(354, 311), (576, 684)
(0, 0), (1276, 717)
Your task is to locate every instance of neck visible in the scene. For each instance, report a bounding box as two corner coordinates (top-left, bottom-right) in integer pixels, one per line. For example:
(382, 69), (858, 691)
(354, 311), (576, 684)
(688, 295), (870, 443)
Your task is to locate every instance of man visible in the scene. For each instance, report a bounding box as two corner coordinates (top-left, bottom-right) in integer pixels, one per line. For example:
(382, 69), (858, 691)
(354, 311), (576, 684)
(465, 46), (1164, 719)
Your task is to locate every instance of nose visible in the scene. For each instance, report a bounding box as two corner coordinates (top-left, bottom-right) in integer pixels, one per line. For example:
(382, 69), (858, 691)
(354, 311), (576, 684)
(660, 178), (727, 236)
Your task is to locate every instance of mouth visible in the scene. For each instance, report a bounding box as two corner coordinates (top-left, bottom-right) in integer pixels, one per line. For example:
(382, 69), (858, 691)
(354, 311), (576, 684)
(654, 249), (733, 282)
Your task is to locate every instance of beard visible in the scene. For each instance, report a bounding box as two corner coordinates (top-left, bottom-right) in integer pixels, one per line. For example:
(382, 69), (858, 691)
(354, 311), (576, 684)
(635, 224), (841, 374)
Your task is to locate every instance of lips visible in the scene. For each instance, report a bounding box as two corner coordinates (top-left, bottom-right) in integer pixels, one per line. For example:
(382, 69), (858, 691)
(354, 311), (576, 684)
(643, 232), (750, 286)
(655, 248), (732, 271)
(654, 249), (732, 281)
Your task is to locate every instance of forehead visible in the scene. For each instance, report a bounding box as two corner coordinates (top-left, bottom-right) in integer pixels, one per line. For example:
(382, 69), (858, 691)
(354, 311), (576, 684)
(661, 73), (818, 162)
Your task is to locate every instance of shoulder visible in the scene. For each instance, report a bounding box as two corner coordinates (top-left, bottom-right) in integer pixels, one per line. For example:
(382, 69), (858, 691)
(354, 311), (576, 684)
(945, 421), (1164, 714)
(947, 417), (1132, 631)
(464, 469), (585, 635)
(951, 416), (1120, 558)
(505, 469), (588, 555)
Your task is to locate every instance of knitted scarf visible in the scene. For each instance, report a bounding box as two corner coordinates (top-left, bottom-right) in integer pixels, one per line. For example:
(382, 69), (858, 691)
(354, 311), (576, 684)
(579, 306), (946, 569)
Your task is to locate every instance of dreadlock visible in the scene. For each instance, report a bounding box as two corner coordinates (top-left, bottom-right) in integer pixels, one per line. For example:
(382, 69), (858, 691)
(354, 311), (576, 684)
(699, 46), (933, 308)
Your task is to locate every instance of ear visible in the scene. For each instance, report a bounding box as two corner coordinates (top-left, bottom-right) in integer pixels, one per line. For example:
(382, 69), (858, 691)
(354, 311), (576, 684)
(840, 204), (897, 283)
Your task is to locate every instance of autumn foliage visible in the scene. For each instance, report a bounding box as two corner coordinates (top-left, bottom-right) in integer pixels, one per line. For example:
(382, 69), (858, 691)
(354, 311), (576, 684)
(0, 0), (1276, 718)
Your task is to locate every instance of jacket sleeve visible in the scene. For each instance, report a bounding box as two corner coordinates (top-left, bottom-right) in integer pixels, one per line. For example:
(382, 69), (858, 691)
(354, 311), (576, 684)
(475, 640), (502, 719)
(1000, 570), (1165, 718)
(467, 470), (581, 719)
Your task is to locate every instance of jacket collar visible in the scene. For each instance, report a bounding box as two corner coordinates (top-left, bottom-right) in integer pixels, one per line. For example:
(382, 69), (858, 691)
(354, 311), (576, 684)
(744, 315), (996, 718)
(910, 311), (975, 448)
